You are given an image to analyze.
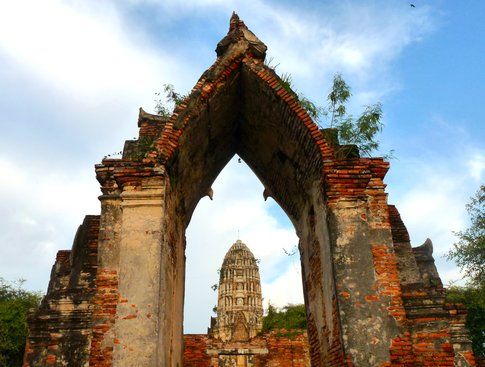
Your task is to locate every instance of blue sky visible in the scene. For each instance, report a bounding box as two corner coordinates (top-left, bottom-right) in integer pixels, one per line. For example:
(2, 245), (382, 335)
(0, 0), (483, 333)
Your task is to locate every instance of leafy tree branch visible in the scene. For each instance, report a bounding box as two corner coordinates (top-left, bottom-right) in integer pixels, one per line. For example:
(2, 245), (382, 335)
(276, 70), (389, 158)
(154, 84), (188, 118)
(445, 185), (485, 357)
(447, 185), (485, 287)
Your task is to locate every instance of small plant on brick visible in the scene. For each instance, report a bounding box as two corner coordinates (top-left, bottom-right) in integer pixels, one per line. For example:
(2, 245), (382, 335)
(103, 150), (123, 160)
(274, 330), (300, 340)
(324, 74), (387, 158)
(280, 72), (322, 122)
(124, 135), (157, 161)
(154, 84), (188, 118)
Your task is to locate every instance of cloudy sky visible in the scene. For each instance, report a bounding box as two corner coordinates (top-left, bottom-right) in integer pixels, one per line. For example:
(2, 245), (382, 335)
(0, 0), (483, 333)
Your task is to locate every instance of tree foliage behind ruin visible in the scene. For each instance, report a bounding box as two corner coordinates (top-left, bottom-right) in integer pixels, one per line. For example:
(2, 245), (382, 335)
(0, 278), (42, 367)
(446, 185), (485, 357)
(446, 285), (484, 357)
(262, 303), (307, 332)
(447, 185), (485, 287)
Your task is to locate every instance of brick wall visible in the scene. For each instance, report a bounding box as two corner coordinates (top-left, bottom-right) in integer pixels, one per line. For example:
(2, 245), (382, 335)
(183, 335), (211, 367)
(183, 331), (310, 367)
(255, 331), (311, 366)
(24, 215), (100, 367)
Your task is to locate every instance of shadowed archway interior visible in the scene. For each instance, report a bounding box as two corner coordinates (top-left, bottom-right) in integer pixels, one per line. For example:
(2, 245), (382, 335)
(157, 16), (339, 366)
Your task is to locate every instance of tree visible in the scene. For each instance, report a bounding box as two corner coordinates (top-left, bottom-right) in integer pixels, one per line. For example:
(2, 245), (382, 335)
(154, 84), (187, 118)
(445, 185), (485, 358)
(447, 185), (485, 286)
(327, 73), (351, 127)
(0, 278), (42, 367)
(261, 303), (307, 332)
(280, 72), (387, 158)
(322, 73), (387, 157)
(446, 285), (484, 357)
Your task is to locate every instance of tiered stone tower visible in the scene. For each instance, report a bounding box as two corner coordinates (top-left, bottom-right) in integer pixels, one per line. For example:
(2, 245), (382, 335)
(211, 240), (263, 342)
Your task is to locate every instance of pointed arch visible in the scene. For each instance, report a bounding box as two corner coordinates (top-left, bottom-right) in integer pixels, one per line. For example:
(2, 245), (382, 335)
(88, 13), (440, 367)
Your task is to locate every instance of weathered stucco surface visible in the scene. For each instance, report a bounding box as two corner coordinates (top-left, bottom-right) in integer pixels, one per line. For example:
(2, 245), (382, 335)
(24, 13), (476, 367)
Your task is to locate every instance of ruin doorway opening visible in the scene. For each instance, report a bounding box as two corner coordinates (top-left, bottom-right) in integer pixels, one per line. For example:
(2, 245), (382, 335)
(88, 16), (398, 366)
(184, 156), (303, 334)
(158, 49), (340, 365)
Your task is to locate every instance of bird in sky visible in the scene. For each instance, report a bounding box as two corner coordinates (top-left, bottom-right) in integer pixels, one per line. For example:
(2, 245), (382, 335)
(410, 4), (416, 7)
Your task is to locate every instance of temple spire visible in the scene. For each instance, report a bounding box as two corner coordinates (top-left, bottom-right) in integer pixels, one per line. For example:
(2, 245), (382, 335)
(210, 240), (263, 341)
(229, 11), (241, 32)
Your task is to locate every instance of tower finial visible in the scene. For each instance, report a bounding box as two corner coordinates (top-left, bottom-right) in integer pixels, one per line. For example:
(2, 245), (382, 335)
(229, 11), (240, 32)
(216, 12), (267, 59)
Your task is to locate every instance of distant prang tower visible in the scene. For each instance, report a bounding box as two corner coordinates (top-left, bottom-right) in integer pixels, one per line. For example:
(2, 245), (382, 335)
(210, 240), (263, 342)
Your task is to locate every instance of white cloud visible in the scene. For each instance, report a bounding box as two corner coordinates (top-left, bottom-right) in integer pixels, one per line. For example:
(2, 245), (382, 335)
(111, 0), (435, 99)
(387, 147), (484, 290)
(397, 171), (467, 255)
(0, 0), (190, 293)
(181, 1), (430, 87)
(262, 262), (304, 310)
(0, 0), (192, 111)
(467, 153), (485, 181)
(388, 110), (484, 253)
(0, 155), (99, 291)
(437, 263), (467, 287)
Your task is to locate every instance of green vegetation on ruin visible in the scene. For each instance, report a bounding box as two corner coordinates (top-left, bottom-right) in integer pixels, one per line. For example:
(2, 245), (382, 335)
(155, 69), (390, 159)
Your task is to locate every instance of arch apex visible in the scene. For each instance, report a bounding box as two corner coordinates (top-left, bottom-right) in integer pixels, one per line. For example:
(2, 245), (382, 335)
(229, 11), (240, 31)
(216, 12), (267, 60)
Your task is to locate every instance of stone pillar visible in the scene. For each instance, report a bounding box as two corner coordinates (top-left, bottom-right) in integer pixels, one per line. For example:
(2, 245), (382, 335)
(89, 191), (122, 366)
(97, 191), (123, 270)
(298, 184), (345, 366)
(111, 178), (166, 366)
(329, 198), (403, 366)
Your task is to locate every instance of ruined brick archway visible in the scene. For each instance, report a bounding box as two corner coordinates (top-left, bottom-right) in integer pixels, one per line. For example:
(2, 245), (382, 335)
(24, 14), (477, 367)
